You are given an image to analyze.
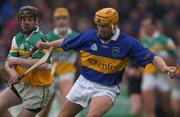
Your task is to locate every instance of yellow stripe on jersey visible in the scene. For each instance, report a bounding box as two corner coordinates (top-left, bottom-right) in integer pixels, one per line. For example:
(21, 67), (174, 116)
(18, 49), (30, 55)
(80, 50), (128, 74)
(144, 63), (158, 74)
(55, 48), (75, 53)
(56, 62), (77, 74)
(16, 65), (54, 86)
(10, 47), (19, 52)
(55, 48), (64, 52)
(150, 45), (173, 52)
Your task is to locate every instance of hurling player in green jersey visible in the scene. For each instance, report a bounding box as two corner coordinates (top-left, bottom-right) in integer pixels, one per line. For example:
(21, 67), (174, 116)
(141, 17), (177, 117)
(39, 8), (79, 117)
(0, 6), (54, 117)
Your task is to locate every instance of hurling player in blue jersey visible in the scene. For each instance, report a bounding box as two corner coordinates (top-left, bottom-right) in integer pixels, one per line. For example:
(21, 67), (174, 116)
(37, 8), (177, 117)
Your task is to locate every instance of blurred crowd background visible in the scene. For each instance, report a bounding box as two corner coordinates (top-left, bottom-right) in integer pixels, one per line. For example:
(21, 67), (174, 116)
(0, 0), (180, 116)
(0, 0), (180, 62)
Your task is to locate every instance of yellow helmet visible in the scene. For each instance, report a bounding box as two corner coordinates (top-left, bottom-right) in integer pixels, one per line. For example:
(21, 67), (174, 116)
(94, 8), (119, 26)
(53, 7), (70, 18)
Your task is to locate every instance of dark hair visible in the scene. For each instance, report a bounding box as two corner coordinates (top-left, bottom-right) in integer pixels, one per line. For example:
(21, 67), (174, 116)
(18, 6), (40, 20)
(149, 17), (157, 26)
(144, 15), (158, 26)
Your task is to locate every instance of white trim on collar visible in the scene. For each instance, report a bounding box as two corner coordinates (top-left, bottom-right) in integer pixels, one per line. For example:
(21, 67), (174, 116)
(146, 31), (160, 39)
(111, 28), (120, 41)
(152, 31), (160, 38)
(54, 28), (58, 35)
(54, 28), (72, 37)
(26, 27), (39, 41)
(35, 27), (39, 32)
(100, 28), (120, 44)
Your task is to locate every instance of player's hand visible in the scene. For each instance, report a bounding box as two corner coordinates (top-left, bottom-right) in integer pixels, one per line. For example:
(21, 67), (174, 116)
(165, 66), (177, 79)
(36, 40), (50, 50)
(9, 70), (20, 84)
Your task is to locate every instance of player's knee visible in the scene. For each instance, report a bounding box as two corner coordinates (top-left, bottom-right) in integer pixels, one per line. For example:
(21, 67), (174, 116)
(132, 106), (141, 115)
(0, 101), (7, 112)
(87, 111), (103, 117)
(39, 108), (49, 117)
(145, 106), (155, 114)
(0, 104), (7, 113)
(58, 108), (70, 117)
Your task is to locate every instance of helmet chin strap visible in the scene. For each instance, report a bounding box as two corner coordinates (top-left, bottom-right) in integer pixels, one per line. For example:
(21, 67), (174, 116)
(111, 24), (117, 34)
(96, 24), (118, 42)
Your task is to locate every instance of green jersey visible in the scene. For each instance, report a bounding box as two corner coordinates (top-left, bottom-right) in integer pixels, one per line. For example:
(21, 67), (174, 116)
(8, 27), (54, 86)
(141, 32), (177, 57)
(46, 28), (79, 75)
(46, 28), (79, 41)
(141, 31), (177, 74)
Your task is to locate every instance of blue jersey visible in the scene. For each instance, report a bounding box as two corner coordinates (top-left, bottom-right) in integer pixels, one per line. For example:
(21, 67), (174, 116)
(62, 29), (155, 86)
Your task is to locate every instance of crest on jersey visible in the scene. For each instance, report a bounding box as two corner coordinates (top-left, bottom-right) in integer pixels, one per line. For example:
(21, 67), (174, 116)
(19, 44), (24, 50)
(91, 43), (98, 51)
(112, 47), (120, 57)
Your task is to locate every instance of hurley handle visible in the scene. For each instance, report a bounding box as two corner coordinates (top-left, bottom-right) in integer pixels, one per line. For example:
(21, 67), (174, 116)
(18, 74), (26, 80)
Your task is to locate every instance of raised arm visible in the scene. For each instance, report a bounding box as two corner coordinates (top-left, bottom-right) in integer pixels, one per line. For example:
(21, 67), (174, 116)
(128, 37), (177, 79)
(36, 39), (64, 50)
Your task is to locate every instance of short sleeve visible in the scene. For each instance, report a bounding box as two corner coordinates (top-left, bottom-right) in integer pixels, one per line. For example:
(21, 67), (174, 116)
(166, 38), (177, 57)
(128, 38), (156, 67)
(8, 36), (19, 57)
(61, 33), (85, 51)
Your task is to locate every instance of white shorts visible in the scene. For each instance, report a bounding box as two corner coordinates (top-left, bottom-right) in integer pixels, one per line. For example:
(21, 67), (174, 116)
(171, 85), (180, 100)
(141, 73), (171, 92)
(12, 82), (54, 109)
(66, 75), (120, 108)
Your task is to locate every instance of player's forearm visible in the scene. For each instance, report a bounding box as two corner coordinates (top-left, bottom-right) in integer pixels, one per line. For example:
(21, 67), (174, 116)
(20, 58), (39, 68)
(49, 39), (64, 48)
(37, 39), (64, 50)
(11, 58), (49, 70)
(12, 57), (50, 70)
(152, 56), (168, 73)
(163, 57), (176, 65)
(7, 57), (37, 68)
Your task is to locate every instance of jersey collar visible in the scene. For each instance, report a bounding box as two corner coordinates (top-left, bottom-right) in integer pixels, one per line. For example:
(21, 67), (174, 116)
(152, 31), (160, 38)
(54, 28), (72, 38)
(147, 31), (160, 39)
(26, 27), (39, 41)
(34, 26), (39, 32)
